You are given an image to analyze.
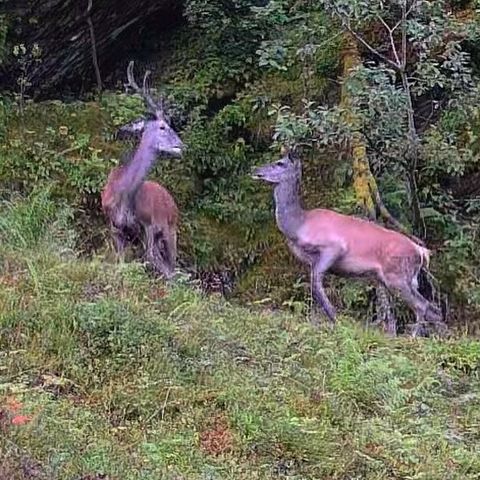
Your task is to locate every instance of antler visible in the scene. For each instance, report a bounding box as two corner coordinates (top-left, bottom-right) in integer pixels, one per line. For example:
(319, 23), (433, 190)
(126, 60), (159, 113)
(143, 67), (166, 115)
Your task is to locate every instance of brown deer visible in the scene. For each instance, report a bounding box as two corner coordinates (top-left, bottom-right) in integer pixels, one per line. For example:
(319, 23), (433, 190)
(252, 151), (445, 336)
(101, 61), (183, 278)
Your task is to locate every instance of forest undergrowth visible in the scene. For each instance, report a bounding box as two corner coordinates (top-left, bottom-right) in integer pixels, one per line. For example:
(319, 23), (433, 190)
(1, 186), (480, 480)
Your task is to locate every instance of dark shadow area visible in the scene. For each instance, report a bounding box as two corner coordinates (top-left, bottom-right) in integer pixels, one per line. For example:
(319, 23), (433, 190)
(0, 0), (185, 100)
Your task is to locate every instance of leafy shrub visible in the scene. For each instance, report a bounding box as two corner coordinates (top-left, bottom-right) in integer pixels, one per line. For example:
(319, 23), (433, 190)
(0, 188), (75, 252)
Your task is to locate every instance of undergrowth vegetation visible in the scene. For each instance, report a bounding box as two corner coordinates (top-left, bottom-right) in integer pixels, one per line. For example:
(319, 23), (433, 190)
(2, 191), (480, 479)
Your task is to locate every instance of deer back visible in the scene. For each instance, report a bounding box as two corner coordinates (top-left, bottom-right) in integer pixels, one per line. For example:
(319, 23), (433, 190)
(297, 209), (425, 273)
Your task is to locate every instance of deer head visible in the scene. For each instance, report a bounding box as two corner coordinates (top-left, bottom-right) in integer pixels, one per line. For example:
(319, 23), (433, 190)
(251, 151), (302, 184)
(118, 61), (183, 158)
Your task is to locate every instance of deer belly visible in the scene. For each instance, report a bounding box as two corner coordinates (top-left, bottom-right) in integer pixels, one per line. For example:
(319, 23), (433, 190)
(334, 255), (378, 276)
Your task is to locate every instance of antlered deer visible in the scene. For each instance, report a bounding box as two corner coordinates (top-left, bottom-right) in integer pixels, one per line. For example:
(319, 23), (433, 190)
(101, 61), (183, 278)
(252, 151), (445, 336)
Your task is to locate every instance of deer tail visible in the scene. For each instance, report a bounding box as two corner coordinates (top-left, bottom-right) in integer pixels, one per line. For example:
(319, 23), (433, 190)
(415, 244), (431, 269)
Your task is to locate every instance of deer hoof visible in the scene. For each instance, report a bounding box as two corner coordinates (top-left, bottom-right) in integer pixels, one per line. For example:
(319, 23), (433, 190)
(410, 322), (428, 338)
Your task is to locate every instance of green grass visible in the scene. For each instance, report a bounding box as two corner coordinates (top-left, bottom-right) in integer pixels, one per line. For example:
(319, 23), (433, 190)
(1, 191), (480, 479)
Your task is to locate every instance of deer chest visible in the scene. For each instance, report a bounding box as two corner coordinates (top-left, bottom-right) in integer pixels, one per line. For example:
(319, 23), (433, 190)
(286, 240), (316, 266)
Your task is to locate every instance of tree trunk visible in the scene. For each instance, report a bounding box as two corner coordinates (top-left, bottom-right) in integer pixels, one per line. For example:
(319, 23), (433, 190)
(340, 33), (396, 334)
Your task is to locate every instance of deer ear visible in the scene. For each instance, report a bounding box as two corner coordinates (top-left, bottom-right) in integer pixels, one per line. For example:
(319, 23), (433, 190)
(292, 154), (302, 169)
(287, 149), (299, 163)
(116, 117), (145, 140)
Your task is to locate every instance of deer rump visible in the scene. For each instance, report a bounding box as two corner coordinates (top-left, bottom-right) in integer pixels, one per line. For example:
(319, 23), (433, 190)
(101, 167), (178, 272)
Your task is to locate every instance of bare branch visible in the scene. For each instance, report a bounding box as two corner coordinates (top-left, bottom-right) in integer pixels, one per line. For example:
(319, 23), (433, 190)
(401, 1), (407, 68)
(329, 4), (400, 70)
(406, 0), (419, 19)
(391, 19), (402, 33)
(347, 26), (400, 70)
(376, 14), (401, 67)
(370, 183), (426, 246)
(86, 0), (102, 93)
(401, 0), (418, 68)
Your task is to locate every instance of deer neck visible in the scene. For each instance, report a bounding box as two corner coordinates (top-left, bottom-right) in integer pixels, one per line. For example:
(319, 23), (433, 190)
(273, 178), (304, 240)
(117, 138), (157, 198)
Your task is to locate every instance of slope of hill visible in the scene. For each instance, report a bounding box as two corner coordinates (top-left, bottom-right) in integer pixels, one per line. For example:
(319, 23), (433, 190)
(1, 191), (480, 480)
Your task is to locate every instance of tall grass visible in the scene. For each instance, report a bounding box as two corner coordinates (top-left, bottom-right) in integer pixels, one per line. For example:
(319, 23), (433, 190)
(0, 187), (76, 253)
(1, 191), (480, 479)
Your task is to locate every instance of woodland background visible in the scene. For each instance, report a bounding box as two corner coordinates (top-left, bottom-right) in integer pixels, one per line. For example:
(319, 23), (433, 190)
(1, 1), (480, 478)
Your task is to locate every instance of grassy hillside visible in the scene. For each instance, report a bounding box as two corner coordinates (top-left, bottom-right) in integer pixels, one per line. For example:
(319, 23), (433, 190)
(1, 192), (480, 480)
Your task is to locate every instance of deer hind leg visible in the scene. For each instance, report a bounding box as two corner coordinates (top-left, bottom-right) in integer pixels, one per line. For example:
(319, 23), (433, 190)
(412, 276), (443, 319)
(154, 229), (176, 279)
(410, 274), (446, 336)
(383, 265), (436, 337)
(311, 248), (343, 324)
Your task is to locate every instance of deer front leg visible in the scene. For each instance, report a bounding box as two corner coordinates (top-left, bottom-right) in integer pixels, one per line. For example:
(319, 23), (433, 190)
(111, 226), (127, 262)
(154, 229), (177, 279)
(311, 248), (342, 324)
(144, 226), (159, 273)
(145, 227), (171, 278)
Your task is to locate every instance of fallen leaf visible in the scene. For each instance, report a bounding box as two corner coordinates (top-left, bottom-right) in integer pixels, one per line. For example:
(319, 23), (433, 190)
(11, 415), (32, 425)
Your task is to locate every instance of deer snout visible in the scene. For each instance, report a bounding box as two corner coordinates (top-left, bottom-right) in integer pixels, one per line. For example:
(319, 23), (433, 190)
(251, 166), (265, 180)
(170, 140), (184, 158)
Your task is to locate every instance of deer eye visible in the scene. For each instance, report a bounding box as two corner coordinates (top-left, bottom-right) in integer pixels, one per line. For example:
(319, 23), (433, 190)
(276, 161), (285, 167)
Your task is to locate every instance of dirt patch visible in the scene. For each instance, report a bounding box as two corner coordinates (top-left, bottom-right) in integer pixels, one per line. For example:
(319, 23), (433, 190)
(0, 453), (46, 480)
(199, 415), (235, 456)
(76, 475), (112, 480)
(0, 397), (33, 429)
(30, 373), (78, 398)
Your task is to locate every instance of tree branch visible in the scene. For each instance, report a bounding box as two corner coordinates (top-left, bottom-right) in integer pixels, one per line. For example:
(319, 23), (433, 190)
(330, 4), (400, 70)
(376, 14), (401, 67)
(86, 0), (102, 93)
(370, 182), (426, 246)
(401, 1), (407, 68)
(400, 0), (419, 69)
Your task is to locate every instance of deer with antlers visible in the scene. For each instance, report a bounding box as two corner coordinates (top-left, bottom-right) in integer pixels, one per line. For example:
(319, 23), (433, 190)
(252, 151), (445, 336)
(101, 61), (183, 278)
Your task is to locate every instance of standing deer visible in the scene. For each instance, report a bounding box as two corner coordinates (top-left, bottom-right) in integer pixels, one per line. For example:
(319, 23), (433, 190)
(101, 61), (183, 278)
(252, 151), (445, 336)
